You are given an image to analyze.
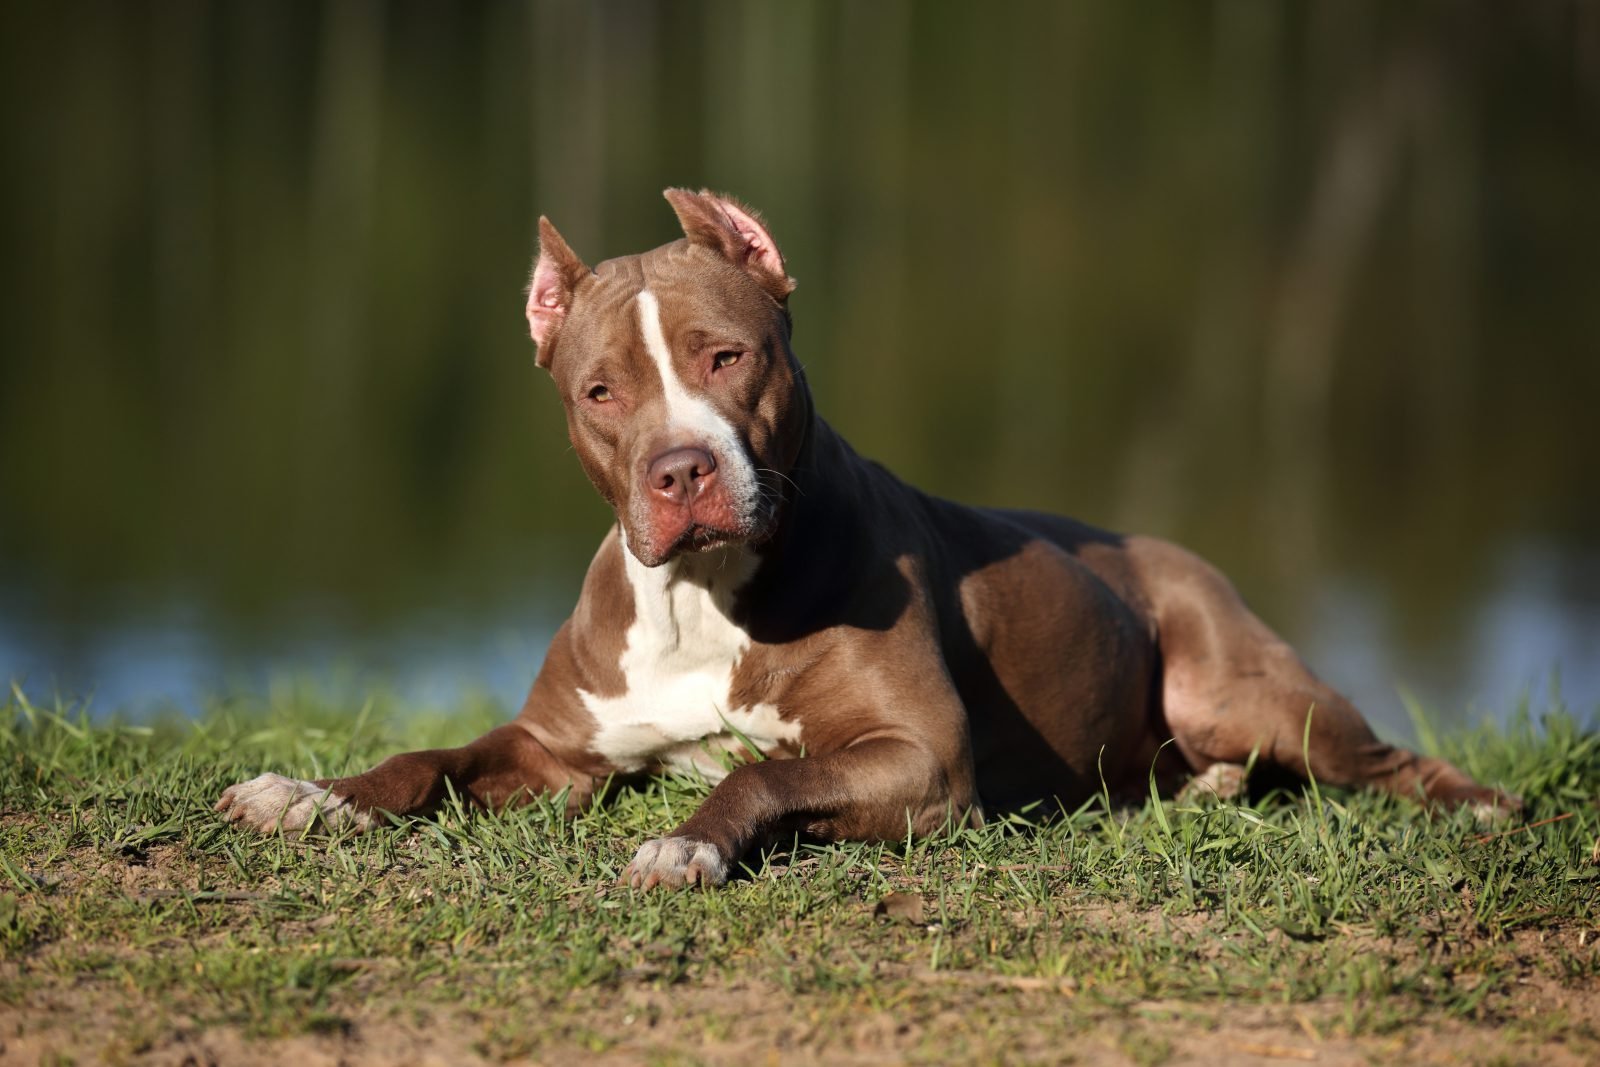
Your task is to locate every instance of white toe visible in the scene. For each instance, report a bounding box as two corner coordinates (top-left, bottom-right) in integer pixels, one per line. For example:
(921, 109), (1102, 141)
(216, 772), (372, 835)
(1179, 762), (1249, 802)
(622, 836), (728, 890)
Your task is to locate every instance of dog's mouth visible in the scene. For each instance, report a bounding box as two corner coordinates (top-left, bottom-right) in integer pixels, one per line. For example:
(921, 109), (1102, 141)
(629, 475), (782, 567)
(667, 523), (740, 559)
(644, 514), (757, 565)
(627, 524), (739, 568)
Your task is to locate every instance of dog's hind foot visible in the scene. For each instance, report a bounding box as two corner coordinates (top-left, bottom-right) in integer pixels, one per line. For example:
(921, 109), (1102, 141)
(1450, 785), (1524, 827)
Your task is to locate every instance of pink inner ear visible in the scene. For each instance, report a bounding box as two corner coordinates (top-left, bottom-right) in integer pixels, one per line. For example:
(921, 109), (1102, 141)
(526, 256), (568, 346)
(713, 199), (785, 277)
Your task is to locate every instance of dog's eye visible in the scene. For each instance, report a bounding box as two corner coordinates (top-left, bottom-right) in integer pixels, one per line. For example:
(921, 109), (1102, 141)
(587, 385), (612, 403)
(712, 351), (741, 371)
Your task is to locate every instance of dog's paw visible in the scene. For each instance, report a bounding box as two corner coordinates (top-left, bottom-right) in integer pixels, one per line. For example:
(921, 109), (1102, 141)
(621, 836), (729, 890)
(214, 773), (373, 835)
(1177, 762), (1249, 803)
(1469, 789), (1525, 828)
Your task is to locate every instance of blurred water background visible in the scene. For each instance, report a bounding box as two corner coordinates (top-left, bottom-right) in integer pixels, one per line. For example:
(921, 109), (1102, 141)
(2, 1), (1597, 738)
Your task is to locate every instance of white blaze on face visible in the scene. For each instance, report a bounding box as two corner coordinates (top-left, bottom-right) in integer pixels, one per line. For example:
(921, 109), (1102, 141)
(579, 539), (801, 779)
(635, 289), (757, 517)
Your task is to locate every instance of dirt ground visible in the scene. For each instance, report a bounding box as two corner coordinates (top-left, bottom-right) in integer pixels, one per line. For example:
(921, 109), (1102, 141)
(4, 838), (1599, 1065)
(5, 772), (1597, 1065)
(5, 938), (1597, 1067)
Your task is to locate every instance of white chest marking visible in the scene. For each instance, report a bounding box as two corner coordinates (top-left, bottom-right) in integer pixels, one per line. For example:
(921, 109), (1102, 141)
(580, 542), (800, 779)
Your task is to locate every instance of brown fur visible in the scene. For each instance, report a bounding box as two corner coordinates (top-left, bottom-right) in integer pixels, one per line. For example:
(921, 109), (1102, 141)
(218, 190), (1518, 886)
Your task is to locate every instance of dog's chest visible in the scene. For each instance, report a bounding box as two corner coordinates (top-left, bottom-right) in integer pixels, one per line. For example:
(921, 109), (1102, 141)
(579, 548), (800, 779)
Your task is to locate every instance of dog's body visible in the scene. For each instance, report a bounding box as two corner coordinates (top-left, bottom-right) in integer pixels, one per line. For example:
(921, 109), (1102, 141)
(218, 191), (1515, 886)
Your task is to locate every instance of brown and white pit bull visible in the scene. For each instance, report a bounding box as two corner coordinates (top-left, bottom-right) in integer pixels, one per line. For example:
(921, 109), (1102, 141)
(217, 189), (1518, 887)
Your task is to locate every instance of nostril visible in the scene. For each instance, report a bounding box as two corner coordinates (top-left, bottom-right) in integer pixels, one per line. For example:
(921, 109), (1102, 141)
(646, 447), (717, 500)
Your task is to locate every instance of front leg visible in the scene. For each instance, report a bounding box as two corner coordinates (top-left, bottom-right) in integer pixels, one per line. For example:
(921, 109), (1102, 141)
(216, 722), (592, 834)
(622, 738), (977, 889)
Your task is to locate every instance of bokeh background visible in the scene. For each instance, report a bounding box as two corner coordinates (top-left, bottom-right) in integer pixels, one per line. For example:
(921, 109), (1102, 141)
(2, 1), (1597, 737)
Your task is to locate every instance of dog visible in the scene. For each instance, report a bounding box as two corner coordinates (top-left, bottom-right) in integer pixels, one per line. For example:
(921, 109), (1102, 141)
(217, 189), (1518, 888)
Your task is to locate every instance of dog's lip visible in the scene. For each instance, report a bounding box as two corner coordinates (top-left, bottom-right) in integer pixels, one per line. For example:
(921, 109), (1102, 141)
(631, 476), (783, 564)
(637, 514), (766, 565)
(669, 522), (744, 555)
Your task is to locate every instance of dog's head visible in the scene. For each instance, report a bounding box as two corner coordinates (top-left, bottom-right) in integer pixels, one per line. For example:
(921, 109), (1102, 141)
(525, 190), (809, 568)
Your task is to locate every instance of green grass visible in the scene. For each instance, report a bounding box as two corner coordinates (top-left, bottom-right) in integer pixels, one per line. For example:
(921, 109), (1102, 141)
(2, 684), (1597, 1064)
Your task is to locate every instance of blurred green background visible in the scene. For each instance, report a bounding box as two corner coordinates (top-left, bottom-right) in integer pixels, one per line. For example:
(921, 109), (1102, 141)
(2, 1), (1597, 732)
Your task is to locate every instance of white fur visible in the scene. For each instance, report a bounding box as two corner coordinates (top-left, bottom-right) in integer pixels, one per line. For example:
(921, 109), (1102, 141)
(580, 541), (801, 777)
(1471, 799), (1517, 828)
(623, 836), (729, 889)
(576, 289), (799, 776)
(215, 773), (374, 834)
(1177, 762), (1249, 802)
(635, 289), (759, 515)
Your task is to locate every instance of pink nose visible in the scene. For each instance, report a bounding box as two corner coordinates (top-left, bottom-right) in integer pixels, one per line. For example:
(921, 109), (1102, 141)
(647, 447), (718, 505)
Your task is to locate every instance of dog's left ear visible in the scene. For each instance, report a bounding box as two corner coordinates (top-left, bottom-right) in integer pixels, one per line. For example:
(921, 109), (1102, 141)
(664, 188), (796, 304)
(526, 216), (591, 369)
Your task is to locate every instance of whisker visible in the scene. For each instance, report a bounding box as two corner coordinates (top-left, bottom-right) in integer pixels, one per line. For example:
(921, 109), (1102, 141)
(755, 467), (805, 497)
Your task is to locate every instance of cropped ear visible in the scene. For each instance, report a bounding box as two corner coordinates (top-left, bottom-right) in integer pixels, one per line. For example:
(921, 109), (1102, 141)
(663, 188), (796, 303)
(525, 216), (591, 368)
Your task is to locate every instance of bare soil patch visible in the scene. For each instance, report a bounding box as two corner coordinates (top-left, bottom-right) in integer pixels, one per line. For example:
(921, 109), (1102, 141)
(4, 971), (1598, 1066)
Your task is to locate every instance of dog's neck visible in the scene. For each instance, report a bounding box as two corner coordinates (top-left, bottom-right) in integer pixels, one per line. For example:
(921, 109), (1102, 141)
(618, 530), (756, 646)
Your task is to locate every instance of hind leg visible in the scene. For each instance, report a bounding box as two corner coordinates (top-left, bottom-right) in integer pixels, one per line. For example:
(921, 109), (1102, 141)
(1128, 538), (1518, 817)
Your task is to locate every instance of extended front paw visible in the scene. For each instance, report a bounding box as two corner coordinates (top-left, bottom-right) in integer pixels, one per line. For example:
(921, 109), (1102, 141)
(1177, 762), (1250, 803)
(214, 772), (374, 835)
(621, 836), (729, 890)
(1468, 788), (1525, 828)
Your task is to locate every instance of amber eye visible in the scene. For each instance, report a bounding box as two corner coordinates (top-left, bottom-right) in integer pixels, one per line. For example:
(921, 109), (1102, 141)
(587, 385), (612, 403)
(712, 351), (741, 370)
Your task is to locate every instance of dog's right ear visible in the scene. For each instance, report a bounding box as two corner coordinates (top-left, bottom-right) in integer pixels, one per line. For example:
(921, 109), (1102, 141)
(664, 188), (796, 304)
(525, 217), (591, 369)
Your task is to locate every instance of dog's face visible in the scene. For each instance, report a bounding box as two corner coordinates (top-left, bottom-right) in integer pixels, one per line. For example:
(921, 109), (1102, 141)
(525, 190), (808, 567)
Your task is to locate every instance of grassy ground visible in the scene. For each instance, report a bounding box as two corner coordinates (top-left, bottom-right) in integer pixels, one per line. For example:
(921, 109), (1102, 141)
(1, 685), (1597, 1066)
